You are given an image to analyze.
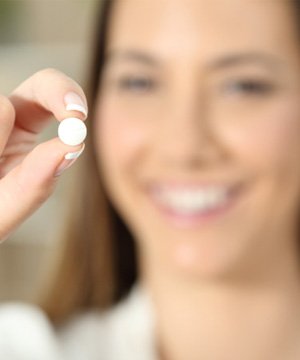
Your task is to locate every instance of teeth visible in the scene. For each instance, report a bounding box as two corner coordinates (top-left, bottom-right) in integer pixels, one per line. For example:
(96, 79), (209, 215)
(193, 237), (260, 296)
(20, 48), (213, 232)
(153, 187), (229, 214)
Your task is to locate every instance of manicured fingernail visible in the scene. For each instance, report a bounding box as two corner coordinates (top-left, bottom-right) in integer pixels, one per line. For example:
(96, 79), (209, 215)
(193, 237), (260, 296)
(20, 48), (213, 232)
(54, 143), (85, 177)
(64, 143), (85, 160)
(64, 92), (88, 117)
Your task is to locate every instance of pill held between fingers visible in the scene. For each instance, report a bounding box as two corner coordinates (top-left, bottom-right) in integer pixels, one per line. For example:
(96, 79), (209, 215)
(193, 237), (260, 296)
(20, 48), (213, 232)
(58, 117), (87, 146)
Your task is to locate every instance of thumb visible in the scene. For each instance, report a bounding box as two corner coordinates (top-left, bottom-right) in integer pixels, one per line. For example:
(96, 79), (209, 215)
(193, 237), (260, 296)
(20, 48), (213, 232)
(0, 138), (84, 240)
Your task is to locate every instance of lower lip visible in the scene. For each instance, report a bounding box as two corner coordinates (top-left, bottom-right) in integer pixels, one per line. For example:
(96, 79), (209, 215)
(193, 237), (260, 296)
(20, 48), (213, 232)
(150, 191), (238, 228)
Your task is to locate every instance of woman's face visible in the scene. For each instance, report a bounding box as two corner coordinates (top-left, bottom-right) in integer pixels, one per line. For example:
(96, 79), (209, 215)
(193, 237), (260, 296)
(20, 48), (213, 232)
(94, 0), (300, 278)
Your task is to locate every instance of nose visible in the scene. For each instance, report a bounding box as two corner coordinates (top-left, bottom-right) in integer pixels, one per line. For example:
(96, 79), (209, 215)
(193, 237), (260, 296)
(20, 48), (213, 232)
(153, 91), (227, 170)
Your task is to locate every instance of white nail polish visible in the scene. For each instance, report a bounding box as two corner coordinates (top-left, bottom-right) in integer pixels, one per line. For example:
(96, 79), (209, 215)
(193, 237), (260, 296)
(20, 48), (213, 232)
(64, 92), (88, 117)
(65, 143), (85, 160)
(66, 103), (88, 117)
(54, 143), (85, 177)
(58, 117), (87, 146)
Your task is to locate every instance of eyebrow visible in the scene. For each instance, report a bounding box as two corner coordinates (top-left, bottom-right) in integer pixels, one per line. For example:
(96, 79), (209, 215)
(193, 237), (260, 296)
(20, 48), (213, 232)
(105, 49), (284, 72)
(105, 49), (159, 67)
(208, 52), (284, 72)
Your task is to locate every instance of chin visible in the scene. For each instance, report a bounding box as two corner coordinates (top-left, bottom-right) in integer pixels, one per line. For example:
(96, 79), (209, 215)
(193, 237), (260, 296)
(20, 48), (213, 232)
(167, 233), (255, 283)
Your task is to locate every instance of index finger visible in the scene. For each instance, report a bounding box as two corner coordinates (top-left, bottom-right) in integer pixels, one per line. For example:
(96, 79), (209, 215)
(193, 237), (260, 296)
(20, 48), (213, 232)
(8, 68), (88, 134)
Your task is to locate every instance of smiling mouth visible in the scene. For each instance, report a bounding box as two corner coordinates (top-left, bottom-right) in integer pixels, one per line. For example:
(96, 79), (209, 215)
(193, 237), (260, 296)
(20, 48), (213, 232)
(147, 182), (241, 227)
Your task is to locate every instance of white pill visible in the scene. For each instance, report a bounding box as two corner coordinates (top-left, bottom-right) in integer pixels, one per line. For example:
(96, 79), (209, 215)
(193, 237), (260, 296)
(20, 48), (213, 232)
(58, 117), (87, 146)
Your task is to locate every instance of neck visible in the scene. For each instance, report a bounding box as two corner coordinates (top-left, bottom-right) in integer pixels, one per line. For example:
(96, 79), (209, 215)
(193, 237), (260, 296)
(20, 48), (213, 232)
(138, 236), (300, 360)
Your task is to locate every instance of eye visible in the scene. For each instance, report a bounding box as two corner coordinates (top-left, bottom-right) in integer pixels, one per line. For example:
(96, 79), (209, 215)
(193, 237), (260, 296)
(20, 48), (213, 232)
(116, 75), (156, 93)
(222, 79), (274, 96)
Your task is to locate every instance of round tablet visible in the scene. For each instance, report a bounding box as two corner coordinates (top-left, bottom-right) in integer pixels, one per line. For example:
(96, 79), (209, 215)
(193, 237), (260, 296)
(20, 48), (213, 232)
(58, 117), (87, 146)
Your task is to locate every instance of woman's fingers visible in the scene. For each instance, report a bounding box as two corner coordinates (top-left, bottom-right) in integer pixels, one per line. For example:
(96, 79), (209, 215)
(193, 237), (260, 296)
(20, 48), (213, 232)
(0, 68), (89, 241)
(0, 96), (15, 155)
(9, 68), (88, 134)
(0, 138), (84, 241)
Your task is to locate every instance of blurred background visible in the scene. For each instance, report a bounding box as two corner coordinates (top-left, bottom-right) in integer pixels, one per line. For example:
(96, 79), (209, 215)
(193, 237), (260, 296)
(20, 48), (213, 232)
(0, 0), (98, 302)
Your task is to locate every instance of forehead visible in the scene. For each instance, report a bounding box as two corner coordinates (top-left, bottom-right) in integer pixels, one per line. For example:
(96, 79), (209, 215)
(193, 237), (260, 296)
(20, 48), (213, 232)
(106, 0), (299, 61)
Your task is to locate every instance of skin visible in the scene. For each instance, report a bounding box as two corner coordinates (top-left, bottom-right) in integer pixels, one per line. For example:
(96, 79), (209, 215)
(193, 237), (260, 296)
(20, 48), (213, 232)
(0, 69), (86, 241)
(95, 0), (300, 359)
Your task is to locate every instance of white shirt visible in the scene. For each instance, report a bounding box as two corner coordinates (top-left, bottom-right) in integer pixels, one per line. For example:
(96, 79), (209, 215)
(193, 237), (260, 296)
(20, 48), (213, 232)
(0, 283), (157, 360)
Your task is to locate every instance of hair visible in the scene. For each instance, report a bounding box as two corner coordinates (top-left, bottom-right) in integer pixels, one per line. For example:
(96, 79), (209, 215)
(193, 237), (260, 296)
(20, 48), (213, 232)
(38, 0), (137, 326)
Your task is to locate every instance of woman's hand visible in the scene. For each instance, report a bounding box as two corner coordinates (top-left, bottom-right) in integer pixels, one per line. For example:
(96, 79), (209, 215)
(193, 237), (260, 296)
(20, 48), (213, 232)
(0, 68), (88, 241)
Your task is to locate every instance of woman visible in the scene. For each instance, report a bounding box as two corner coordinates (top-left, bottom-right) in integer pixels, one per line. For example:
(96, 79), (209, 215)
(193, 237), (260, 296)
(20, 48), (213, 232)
(1, 0), (300, 359)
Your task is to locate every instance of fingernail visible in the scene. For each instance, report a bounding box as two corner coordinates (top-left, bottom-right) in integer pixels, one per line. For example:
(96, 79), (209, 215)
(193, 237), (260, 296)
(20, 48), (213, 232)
(64, 142), (85, 160)
(64, 92), (88, 117)
(54, 143), (85, 177)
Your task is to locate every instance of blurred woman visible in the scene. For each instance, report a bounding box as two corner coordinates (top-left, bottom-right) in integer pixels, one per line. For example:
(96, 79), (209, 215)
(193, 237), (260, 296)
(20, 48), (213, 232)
(1, 0), (300, 359)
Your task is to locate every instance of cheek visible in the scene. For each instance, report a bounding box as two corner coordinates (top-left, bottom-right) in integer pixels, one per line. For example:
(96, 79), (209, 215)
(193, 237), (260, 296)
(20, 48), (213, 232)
(95, 102), (149, 177)
(221, 100), (300, 173)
